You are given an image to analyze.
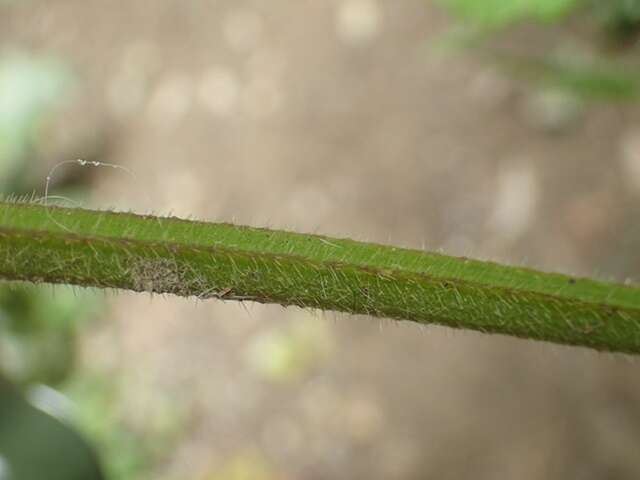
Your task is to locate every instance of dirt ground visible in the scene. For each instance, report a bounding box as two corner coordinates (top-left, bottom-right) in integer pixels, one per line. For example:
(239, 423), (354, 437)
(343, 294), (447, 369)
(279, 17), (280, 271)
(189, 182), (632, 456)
(3, 1), (640, 478)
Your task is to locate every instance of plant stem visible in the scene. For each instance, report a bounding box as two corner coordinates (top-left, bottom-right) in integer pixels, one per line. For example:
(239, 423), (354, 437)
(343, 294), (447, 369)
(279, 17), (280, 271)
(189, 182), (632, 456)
(1, 201), (639, 353)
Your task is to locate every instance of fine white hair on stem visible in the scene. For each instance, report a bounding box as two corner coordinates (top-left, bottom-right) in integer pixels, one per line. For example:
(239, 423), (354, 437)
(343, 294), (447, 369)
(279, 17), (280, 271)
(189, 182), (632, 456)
(40, 158), (140, 233)
(43, 158), (138, 206)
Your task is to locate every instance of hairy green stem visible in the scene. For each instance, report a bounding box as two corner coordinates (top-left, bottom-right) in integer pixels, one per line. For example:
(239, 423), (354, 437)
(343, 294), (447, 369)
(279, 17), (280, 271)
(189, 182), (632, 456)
(1, 201), (639, 353)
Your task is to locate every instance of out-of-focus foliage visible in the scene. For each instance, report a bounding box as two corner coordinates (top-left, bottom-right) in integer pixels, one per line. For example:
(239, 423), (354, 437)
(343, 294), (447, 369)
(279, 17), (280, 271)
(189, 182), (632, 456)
(437, 0), (640, 33)
(0, 286), (99, 386)
(246, 320), (333, 383)
(592, 0), (640, 40)
(437, 0), (640, 103)
(0, 378), (105, 480)
(202, 451), (278, 480)
(495, 52), (640, 100)
(66, 374), (186, 480)
(0, 52), (70, 190)
(436, 0), (577, 30)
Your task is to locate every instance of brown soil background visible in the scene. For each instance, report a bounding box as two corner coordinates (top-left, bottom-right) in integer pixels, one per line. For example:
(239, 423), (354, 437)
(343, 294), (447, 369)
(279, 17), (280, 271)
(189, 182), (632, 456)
(3, 1), (640, 478)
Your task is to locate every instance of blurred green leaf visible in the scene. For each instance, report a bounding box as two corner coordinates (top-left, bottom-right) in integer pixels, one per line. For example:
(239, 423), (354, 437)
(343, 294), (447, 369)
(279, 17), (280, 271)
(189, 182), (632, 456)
(591, 0), (640, 42)
(0, 52), (71, 188)
(494, 52), (640, 100)
(65, 373), (186, 480)
(0, 285), (101, 385)
(0, 378), (105, 480)
(436, 0), (578, 30)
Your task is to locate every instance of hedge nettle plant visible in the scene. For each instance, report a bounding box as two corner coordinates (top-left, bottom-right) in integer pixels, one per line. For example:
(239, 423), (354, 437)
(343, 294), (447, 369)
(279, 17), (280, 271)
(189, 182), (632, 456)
(1, 199), (639, 354)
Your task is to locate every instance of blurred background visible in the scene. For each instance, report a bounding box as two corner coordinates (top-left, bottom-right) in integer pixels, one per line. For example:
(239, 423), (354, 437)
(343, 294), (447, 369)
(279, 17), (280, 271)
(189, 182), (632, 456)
(1, 0), (640, 478)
